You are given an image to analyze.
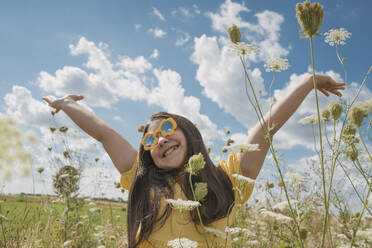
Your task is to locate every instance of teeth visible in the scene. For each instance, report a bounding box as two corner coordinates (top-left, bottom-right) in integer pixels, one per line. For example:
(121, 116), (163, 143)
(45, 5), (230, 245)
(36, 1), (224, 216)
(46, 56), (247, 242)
(164, 146), (178, 157)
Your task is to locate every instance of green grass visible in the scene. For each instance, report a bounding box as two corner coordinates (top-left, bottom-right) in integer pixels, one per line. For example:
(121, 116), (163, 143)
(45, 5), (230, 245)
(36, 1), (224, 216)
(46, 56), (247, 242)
(0, 195), (128, 247)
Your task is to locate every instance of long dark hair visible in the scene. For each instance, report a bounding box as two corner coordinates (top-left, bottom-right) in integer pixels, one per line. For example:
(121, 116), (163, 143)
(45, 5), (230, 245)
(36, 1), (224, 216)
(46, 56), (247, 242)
(127, 112), (235, 247)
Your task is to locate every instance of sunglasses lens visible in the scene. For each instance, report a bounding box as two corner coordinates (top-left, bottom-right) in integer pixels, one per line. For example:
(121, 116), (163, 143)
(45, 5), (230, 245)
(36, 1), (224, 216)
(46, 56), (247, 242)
(144, 134), (155, 147)
(161, 121), (174, 134)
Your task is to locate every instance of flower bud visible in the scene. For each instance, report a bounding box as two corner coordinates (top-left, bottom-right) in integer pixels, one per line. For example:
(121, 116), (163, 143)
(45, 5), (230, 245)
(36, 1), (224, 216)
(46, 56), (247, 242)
(347, 106), (367, 127)
(185, 153), (205, 175)
(50, 127), (56, 133)
(296, 1), (324, 37)
(321, 109), (330, 122)
(345, 147), (358, 162)
(329, 102), (343, 121)
(343, 124), (356, 136)
(59, 126), (68, 133)
(226, 129), (231, 135)
(226, 138), (234, 146)
(137, 125), (145, 133)
(227, 24), (241, 43)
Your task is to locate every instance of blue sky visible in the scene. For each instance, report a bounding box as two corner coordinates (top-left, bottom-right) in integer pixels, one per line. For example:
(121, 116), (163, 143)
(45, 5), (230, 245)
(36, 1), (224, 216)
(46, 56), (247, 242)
(1, 0), (371, 203)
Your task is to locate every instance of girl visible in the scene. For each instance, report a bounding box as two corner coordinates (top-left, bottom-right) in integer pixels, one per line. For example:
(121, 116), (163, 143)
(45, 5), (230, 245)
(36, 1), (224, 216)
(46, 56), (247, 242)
(43, 74), (345, 247)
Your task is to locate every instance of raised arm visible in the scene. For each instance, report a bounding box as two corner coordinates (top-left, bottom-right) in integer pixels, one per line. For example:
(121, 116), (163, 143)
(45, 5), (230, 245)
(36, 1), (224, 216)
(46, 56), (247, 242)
(42, 95), (137, 174)
(240, 75), (345, 179)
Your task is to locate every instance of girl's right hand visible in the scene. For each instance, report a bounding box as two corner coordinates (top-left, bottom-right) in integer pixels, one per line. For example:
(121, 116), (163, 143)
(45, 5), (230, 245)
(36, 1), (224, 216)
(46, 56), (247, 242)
(42, 95), (84, 114)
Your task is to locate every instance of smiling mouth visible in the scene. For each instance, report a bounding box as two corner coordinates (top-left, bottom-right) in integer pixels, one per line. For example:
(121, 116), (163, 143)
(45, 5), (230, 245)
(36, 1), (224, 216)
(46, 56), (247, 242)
(163, 145), (179, 158)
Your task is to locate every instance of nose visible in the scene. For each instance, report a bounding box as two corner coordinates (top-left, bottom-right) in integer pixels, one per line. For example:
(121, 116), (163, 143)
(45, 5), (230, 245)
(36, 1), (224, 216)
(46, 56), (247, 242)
(158, 136), (168, 146)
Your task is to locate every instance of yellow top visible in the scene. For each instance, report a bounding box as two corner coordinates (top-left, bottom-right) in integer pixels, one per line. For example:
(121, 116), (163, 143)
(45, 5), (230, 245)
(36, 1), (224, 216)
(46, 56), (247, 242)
(120, 152), (254, 248)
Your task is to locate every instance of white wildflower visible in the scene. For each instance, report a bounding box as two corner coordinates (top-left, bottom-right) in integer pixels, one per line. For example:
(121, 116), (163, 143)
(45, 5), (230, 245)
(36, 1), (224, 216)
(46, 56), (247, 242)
(165, 198), (201, 211)
(63, 240), (72, 247)
(272, 200), (299, 211)
(245, 240), (259, 245)
(298, 115), (323, 125)
(204, 227), (227, 239)
(356, 228), (372, 241)
(259, 209), (292, 222)
(167, 237), (198, 248)
(225, 227), (254, 236)
(89, 207), (101, 213)
(223, 144), (260, 153)
(285, 172), (305, 183)
(368, 194), (372, 208)
(97, 246), (106, 248)
(229, 42), (258, 56)
(232, 174), (255, 186)
(324, 28), (351, 46)
(264, 58), (289, 72)
(89, 201), (97, 206)
(0, 214), (9, 220)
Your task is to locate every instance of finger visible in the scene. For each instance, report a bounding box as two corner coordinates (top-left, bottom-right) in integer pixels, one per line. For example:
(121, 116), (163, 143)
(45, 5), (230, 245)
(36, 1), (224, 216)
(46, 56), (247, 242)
(328, 89), (342, 97)
(319, 88), (329, 97)
(42, 97), (51, 104)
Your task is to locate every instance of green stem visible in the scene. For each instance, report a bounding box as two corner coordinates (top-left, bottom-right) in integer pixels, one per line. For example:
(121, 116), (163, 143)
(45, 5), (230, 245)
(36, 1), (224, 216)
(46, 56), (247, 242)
(309, 36), (328, 248)
(239, 54), (304, 248)
(349, 184), (371, 247)
(337, 159), (372, 215)
(188, 174), (210, 248)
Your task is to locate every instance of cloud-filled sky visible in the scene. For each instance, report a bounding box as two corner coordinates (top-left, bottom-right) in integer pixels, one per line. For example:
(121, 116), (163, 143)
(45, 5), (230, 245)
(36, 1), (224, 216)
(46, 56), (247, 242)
(0, 0), (371, 206)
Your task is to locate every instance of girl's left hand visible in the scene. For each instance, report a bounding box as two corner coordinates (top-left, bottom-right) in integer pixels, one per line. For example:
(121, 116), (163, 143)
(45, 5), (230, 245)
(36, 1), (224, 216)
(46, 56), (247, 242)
(309, 75), (345, 97)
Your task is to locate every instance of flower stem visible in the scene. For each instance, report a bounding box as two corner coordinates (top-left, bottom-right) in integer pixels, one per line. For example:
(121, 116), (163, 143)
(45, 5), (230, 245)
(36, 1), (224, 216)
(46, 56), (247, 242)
(309, 36), (328, 248)
(188, 174), (210, 248)
(239, 55), (304, 248)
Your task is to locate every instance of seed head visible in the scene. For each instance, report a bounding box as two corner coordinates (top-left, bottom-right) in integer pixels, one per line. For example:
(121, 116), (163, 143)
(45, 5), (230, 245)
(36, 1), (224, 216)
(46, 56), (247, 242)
(37, 167), (44, 174)
(226, 138), (234, 146)
(50, 127), (56, 133)
(137, 125), (145, 133)
(329, 102), (343, 121)
(345, 147), (358, 161)
(343, 124), (356, 136)
(347, 106), (367, 127)
(321, 109), (330, 122)
(185, 153), (205, 175)
(227, 24), (241, 43)
(59, 126), (68, 133)
(296, 1), (324, 38)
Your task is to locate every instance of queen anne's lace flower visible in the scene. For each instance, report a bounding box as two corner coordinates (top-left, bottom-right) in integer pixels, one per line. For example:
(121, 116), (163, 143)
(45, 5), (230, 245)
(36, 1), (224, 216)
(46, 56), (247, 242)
(204, 227), (227, 239)
(259, 209), (292, 222)
(298, 115), (323, 125)
(285, 172), (305, 183)
(273, 200), (299, 211)
(324, 28), (351, 46)
(229, 42), (258, 56)
(223, 144), (260, 153)
(165, 198), (201, 211)
(264, 58), (290, 72)
(167, 238), (198, 248)
(232, 174), (256, 186)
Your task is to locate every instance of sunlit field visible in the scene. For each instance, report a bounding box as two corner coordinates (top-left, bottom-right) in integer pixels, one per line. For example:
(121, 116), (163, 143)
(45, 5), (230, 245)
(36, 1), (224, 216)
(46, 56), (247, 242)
(1, 0), (372, 248)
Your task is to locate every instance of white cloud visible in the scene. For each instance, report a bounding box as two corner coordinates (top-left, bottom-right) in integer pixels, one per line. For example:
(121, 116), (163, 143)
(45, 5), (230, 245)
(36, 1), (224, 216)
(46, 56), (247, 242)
(152, 7), (166, 21)
(134, 24), (141, 29)
(193, 4), (201, 15)
(117, 56), (152, 74)
(150, 49), (159, 59)
(206, 0), (289, 61)
(190, 34), (266, 130)
(176, 32), (190, 46)
(148, 28), (166, 38)
(179, 7), (190, 16)
(191, 31), (372, 151)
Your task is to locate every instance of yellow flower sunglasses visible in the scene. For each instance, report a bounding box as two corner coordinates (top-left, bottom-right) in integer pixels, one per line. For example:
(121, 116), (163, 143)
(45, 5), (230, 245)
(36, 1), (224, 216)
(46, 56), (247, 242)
(142, 118), (178, 151)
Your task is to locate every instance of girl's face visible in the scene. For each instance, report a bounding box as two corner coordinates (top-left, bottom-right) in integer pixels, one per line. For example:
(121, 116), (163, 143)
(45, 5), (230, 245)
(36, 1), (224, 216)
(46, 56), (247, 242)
(147, 119), (187, 170)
